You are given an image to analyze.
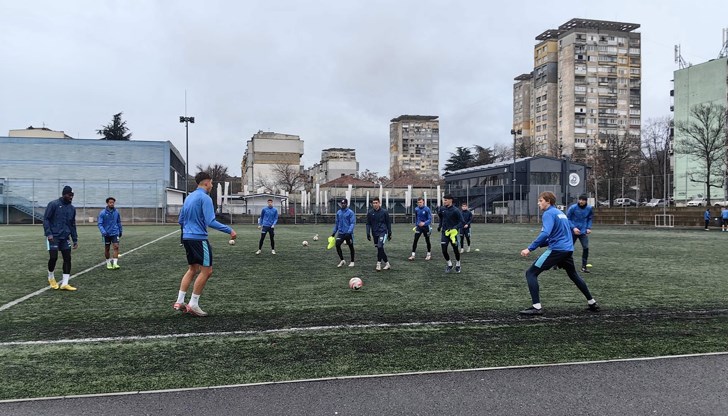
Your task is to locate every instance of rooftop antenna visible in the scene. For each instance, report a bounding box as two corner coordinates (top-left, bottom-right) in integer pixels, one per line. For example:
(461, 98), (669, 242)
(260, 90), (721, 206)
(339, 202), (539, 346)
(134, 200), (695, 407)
(674, 44), (690, 69)
(719, 28), (728, 58)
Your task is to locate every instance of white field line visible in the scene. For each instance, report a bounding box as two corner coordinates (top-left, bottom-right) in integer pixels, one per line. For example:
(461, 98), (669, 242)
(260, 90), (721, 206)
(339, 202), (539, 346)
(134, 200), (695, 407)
(1, 308), (726, 347)
(0, 230), (179, 313)
(1, 351), (726, 404)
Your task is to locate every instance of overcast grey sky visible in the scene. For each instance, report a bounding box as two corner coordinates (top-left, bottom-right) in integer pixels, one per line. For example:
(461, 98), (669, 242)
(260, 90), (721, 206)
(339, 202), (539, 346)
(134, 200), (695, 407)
(1, 0), (726, 177)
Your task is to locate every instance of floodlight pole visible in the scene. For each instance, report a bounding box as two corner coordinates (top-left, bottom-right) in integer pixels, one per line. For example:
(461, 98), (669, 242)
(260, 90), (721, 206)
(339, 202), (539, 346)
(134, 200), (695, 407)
(179, 116), (195, 195)
(510, 129), (521, 221)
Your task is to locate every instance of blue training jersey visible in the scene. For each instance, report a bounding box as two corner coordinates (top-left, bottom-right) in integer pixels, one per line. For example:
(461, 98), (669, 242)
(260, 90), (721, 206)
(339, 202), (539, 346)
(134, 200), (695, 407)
(178, 188), (232, 240)
(414, 206), (432, 227)
(566, 203), (593, 233)
(258, 206), (279, 227)
(332, 208), (356, 235)
(98, 207), (122, 237)
(528, 205), (574, 252)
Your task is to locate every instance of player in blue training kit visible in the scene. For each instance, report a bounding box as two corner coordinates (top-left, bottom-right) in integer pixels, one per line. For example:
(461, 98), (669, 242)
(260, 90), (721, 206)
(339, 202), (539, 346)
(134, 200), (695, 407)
(566, 194), (593, 273)
(459, 202), (473, 254)
(43, 185), (79, 291)
(256, 198), (278, 255)
(332, 198), (356, 267)
(409, 197), (433, 261)
(519, 191), (599, 315)
(366, 197), (392, 271)
(98, 197), (123, 270)
(175, 172), (237, 317)
(721, 207), (728, 232)
(437, 194), (464, 273)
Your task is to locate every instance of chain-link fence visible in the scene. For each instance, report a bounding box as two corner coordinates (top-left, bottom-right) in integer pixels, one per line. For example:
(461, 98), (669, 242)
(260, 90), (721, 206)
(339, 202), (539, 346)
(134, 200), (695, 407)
(0, 178), (169, 224)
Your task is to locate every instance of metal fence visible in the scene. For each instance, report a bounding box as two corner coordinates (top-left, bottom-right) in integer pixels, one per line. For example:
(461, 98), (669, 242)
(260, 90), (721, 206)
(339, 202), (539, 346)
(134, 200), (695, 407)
(0, 178), (168, 224)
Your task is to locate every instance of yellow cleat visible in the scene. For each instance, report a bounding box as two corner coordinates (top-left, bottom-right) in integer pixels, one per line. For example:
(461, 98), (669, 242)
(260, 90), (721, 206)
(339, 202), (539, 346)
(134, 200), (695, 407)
(60, 284), (77, 291)
(112, 263), (120, 269)
(48, 278), (59, 290)
(327, 236), (336, 250)
(106, 263), (113, 269)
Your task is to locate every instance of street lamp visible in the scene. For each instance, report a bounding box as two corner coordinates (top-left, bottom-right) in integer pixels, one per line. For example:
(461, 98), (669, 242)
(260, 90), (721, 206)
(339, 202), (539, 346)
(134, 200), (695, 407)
(179, 116), (195, 195)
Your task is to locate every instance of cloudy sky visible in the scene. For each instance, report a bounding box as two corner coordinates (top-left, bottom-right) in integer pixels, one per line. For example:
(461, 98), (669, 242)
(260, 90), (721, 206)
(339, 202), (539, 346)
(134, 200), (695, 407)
(1, 0), (726, 177)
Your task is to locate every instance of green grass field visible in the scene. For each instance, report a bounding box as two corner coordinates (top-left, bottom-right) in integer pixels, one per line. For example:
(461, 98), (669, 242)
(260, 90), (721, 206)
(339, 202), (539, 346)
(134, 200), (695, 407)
(1, 223), (727, 400)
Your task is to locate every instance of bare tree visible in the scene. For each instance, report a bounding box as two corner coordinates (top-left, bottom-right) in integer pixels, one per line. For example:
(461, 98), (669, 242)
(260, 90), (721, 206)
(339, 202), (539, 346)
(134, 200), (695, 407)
(674, 103), (727, 204)
(640, 117), (672, 199)
(356, 169), (388, 185)
(592, 134), (637, 199)
(196, 163), (229, 211)
(254, 177), (277, 194)
(271, 163), (307, 193)
(491, 143), (513, 163)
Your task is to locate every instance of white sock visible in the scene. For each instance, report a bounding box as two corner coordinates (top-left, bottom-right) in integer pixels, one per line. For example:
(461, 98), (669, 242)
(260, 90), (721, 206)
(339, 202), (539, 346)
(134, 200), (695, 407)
(411, 252), (416, 257)
(456, 261), (461, 266)
(426, 252), (431, 256)
(106, 259), (111, 265)
(447, 261), (452, 267)
(62, 274), (70, 286)
(533, 303), (542, 309)
(190, 294), (200, 307)
(112, 258), (118, 265)
(48, 271), (55, 280)
(587, 299), (596, 305)
(176, 291), (186, 304)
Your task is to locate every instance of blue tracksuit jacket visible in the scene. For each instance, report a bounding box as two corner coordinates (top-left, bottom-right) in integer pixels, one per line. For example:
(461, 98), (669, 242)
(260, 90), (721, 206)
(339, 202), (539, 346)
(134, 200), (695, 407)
(258, 206), (279, 228)
(528, 205), (574, 252)
(178, 188), (232, 240)
(437, 205), (464, 231)
(366, 207), (391, 237)
(566, 203), (593, 234)
(332, 208), (356, 235)
(98, 207), (123, 237)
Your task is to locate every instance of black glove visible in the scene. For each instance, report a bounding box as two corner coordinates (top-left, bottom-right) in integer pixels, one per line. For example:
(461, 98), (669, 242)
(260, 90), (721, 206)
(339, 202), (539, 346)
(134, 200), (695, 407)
(331, 233), (336, 238)
(388, 233), (392, 241)
(437, 225), (442, 232)
(367, 235), (371, 241)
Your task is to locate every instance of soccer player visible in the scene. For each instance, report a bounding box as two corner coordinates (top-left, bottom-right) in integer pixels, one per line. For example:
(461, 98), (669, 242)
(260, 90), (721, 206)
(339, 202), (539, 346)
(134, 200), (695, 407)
(437, 194), (464, 273)
(519, 191), (599, 316)
(331, 198), (356, 267)
(366, 197), (392, 271)
(566, 194), (593, 273)
(43, 185), (78, 291)
(459, 202), (473, 254)
(721, 207), (728, 232)
(704, 208), (711, 231)
(256, 198), (278, 255)
(174, 172), (237, 317)
(409, 197), (432, 261)
(98, 197), (123, 269)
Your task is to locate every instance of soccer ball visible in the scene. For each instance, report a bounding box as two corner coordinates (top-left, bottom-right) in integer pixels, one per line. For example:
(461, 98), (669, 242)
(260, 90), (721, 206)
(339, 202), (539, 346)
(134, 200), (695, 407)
(313, 234), (319, 241)
(349, 277), (363, 290)
(228, 239), (236, 246)
(302, 240), (309, 247)
(474, 248), (480, 252)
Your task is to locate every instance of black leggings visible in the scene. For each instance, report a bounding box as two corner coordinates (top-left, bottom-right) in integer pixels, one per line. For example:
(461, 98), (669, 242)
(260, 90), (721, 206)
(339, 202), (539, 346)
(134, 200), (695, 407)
(412, 232), (431, 252)
(258, 228), (275, 250)
(49, 249), (72, 274)
(441, 239), (460, 261)
(336, 234), (355, 262)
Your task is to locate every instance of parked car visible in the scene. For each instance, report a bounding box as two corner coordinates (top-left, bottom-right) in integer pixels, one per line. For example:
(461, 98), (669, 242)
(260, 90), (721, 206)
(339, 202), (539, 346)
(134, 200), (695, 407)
(613, 198), (637, 207)
(597, 200), (610, 207)
(686, 197), (708, 207)
(713, 200), (728, 207)
(646, 198), (666, 207)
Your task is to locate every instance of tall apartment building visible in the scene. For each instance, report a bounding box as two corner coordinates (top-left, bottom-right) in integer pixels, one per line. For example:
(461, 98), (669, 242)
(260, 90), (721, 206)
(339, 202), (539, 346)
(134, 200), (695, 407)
(513, 73), (534, 156)
(671, 56), (728, 202)
(515, 19), (642, 162)
(306, 148), (359, 185)
(389, 115), (440, 180)
(241, 131), (304, 192)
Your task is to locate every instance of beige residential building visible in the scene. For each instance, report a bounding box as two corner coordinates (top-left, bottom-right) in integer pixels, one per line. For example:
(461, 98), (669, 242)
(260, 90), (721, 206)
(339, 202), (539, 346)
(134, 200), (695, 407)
(512, 73), (534, 156)
(389, 115), (440, 180)
(516, 19), (641, 162)
(9, 126), (72, 139)
(241, 131), (304, 192)
(306, 148), (359, 185)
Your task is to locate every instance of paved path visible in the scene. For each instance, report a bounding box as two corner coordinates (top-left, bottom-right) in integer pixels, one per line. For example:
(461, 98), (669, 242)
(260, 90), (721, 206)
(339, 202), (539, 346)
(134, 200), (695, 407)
(2, 354), (727, 416)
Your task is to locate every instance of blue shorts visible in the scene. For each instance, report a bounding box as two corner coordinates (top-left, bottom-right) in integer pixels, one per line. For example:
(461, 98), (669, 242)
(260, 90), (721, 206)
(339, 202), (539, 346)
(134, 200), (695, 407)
(183, 240), (212, 267)
(47, 238), (71, 251)
(103, 235), (120, 245)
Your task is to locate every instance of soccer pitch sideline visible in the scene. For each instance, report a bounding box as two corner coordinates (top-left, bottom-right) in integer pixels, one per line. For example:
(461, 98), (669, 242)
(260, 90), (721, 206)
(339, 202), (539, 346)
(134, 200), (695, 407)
(1, 224), (727, 400)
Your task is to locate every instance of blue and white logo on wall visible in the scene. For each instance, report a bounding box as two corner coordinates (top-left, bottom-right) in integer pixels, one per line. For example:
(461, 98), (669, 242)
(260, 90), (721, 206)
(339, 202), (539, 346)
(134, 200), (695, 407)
(569, 173), (580, 187)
